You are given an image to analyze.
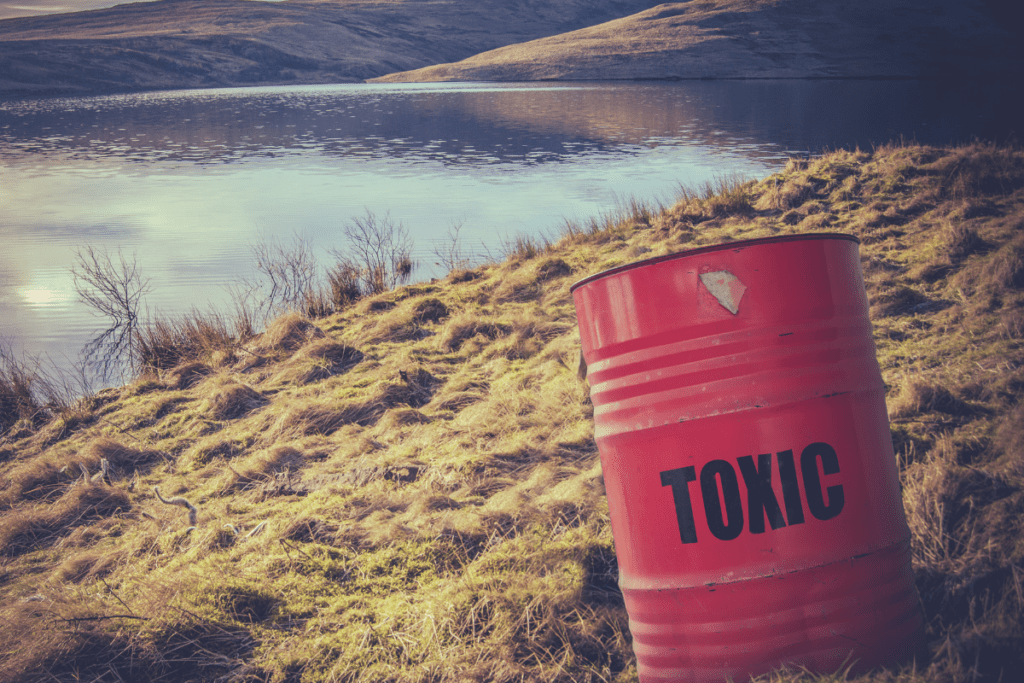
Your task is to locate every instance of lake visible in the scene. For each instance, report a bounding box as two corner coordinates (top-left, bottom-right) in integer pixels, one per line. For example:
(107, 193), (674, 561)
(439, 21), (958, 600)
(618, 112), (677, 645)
(1, 79), (1021, 386)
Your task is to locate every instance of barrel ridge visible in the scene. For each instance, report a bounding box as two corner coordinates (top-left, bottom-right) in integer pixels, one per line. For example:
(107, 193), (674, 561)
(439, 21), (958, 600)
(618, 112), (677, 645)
(570, 233), (861, 293)
(625, 540), (923, 681)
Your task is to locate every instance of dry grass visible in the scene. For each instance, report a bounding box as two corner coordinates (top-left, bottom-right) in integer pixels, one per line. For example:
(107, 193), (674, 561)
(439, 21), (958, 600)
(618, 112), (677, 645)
(202, 380), (268, 420)
(251, 312), (326, 355)
(0, 347), (43, 435)
(137, 307), (252, 373)
(1, 141), (1023, 683)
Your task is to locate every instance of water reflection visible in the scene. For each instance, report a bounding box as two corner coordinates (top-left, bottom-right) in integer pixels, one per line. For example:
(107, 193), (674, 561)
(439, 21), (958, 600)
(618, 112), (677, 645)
(1, 80), (1020, 380)
(3, 81), (1019, 169)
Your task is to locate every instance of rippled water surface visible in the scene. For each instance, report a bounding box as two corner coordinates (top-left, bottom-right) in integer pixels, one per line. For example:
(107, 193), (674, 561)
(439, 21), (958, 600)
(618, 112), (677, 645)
(1, 80), (1020, 379)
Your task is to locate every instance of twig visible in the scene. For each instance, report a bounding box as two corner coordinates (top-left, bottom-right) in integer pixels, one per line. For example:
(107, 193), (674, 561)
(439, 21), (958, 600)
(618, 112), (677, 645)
(279, 538), (313, 561)
(101, 578), (135, 616)
(58, 615), (148, 623)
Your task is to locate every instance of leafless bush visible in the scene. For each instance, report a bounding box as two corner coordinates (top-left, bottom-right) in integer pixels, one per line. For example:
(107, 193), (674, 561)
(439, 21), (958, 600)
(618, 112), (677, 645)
(1, 342), (93, 437)
(331, 210), (416, 296)
(433, 220), (477, 273)
(241, 233), (321, 321)
(70, 247), (150, 383)
(0, 342), (44, 435)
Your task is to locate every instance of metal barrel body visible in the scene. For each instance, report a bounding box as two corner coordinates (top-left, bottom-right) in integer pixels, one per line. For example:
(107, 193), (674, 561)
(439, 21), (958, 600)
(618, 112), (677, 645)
(572, 234), (923, 682)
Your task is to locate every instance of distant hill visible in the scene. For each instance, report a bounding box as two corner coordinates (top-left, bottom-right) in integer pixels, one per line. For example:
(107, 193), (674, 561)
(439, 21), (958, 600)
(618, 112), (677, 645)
(1, 0), (1021, 96)
(0, 0), (661, 95)
(372, 0), (1024, 83)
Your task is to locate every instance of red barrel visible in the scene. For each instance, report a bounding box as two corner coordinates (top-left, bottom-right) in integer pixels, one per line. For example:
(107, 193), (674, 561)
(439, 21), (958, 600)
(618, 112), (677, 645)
(572, 234), (923, 682)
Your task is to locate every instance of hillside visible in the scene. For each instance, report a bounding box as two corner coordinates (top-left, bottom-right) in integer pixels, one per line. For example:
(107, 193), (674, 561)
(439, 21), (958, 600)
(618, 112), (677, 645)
(372, 0), (1022, 83)
(3, 0), (1023, 97)
(0, 0), (661, 95)
(2, 141), (1024, 681)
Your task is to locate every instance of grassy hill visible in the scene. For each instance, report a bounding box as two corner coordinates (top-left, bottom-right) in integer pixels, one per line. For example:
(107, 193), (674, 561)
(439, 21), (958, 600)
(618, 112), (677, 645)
(2, 0), (1022, 96)
(2, 141), (1024, 682)
(372, 0), (1022, 83)
(0, 0), (661, 95)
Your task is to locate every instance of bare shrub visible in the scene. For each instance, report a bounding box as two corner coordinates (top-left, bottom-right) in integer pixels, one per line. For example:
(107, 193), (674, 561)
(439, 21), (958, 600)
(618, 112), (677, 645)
(246, 233), (320, 319)
(433, 220), (476, 273)
(331, 210), (416, 296)
(70, 246), (151, 383)
(0, 343), (44, 435)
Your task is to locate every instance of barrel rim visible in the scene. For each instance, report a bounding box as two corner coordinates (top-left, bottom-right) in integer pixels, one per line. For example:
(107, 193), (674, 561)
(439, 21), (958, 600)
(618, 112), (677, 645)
(569, 232), (860, 293)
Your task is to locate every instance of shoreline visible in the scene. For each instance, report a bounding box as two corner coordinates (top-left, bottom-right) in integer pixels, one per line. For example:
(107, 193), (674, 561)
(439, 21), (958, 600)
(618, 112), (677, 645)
(0, 72), (998, 102)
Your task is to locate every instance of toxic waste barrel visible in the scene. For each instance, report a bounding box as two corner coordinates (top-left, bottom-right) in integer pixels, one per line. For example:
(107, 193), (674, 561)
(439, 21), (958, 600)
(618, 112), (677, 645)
(571, 234), (923, 682)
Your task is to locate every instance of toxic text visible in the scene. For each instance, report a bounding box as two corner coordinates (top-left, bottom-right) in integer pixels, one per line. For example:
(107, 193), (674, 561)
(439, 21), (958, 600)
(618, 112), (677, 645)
(659, 442), (844, 544)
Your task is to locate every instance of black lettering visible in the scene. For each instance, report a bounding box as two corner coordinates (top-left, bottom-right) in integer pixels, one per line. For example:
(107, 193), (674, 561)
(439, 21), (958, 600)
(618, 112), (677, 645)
(737, 453), (787, 534)
(660, 467), (698, 544)
(776, 449), (805, 525)
(801, 442), (845, 521)
(700, 460), (744, 541)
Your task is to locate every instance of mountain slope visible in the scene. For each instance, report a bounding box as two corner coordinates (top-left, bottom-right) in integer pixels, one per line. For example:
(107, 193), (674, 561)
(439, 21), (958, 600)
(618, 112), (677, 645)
(372, 0), (1022, 82)
(0, 0), (661, 95)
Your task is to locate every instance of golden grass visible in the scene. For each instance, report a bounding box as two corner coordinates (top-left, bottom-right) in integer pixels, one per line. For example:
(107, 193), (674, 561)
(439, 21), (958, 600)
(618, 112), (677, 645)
(1, 141), (1023, 682)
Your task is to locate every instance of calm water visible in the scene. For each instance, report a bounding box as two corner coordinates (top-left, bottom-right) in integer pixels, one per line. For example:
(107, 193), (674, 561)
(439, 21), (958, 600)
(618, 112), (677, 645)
(1, 79), (1021, 381)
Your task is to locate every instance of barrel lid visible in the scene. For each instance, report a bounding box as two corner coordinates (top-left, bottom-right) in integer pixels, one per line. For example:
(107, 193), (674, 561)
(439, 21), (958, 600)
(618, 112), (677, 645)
(569, 232), (860, 293)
